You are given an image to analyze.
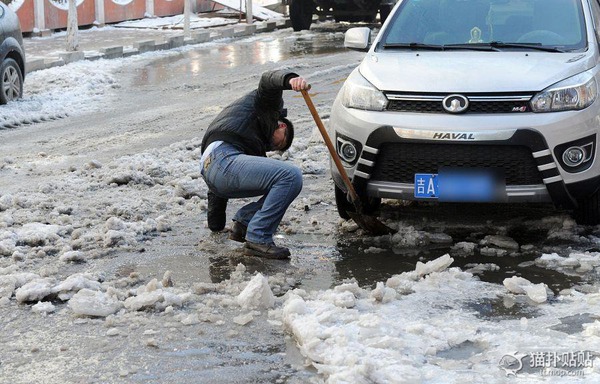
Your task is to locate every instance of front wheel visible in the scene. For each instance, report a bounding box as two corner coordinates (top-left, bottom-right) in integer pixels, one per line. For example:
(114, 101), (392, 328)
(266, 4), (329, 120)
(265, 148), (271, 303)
(290, 0), (314, 31)
(574, 190), (600, 225)
(334, 184), (382, 220)
(0, 58), (23, 105)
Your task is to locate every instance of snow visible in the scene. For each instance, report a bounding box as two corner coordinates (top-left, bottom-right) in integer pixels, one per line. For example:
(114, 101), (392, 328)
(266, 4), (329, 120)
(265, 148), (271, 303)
(237, 273), (276, 309)
(69, 288), (122, 317)
(114, 15), (238, 30)
(1, 28), (599, 382)
(280, 256), (600, 382)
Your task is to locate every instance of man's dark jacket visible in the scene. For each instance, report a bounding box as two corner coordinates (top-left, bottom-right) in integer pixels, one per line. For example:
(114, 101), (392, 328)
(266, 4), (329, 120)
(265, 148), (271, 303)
(201, 70), (298, 157)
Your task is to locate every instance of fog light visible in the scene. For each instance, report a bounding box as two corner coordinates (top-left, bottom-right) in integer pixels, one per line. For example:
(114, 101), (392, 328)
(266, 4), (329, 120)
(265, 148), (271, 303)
(563, 146), (585, 167)
(340, 141), (357, 163)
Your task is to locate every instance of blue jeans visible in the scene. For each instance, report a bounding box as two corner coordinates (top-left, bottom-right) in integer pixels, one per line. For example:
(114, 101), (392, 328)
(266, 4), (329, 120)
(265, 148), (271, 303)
(201, 143), (303, 244)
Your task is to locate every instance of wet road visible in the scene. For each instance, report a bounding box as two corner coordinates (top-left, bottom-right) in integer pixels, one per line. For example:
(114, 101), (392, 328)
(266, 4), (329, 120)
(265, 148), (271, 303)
(3, 20), (600, 383)
(111, 20), (597, 304)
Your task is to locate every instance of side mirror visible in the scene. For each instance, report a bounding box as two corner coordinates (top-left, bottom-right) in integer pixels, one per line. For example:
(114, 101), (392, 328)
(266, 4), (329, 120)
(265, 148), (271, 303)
(344, 27), (371, 52)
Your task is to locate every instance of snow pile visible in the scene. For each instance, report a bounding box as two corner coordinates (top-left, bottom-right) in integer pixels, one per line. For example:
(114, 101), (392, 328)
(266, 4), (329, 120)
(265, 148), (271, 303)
(0, 60), (123, 129)
(0, 138), (209, 269)
(279, 255), (600, 382)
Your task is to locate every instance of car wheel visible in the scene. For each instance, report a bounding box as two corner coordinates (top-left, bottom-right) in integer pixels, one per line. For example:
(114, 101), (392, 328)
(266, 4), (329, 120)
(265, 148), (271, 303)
(335, 184), (353, 220)
(334, 184), (382, 220)
(290, 0), (314, 31)
(575, 190), (600, 225)
(0, 58), (23, 104)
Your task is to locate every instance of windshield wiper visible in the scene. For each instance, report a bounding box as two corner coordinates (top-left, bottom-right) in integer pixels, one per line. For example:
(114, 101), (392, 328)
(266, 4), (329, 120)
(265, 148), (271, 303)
(383, 41), (565, 53)
(383, 42), (445, 50)
(383, 42), (498, 51)
(488, 41), (566, 52)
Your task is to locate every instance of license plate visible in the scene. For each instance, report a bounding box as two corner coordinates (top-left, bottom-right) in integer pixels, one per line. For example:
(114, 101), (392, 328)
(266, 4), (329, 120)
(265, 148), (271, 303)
(415, 169), (505, 202)
(414, 174), (438, 199)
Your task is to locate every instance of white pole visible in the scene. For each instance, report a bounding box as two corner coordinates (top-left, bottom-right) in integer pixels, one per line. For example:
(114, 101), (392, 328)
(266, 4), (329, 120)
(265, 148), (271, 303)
(95, 0), (105, 27)
(146, 0), (155, 17)
(184, 0), (191, 37)
(66, 0), (79, 51)
(245, 0), (253, 24)
(34, 0), (45, 31)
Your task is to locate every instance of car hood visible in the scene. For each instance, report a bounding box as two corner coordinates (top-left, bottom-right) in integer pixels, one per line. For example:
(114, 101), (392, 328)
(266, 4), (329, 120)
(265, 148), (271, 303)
(360, 51), (594, 93)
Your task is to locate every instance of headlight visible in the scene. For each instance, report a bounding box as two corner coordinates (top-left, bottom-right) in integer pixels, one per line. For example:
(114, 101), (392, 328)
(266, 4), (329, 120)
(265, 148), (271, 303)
(341, 70), (388, 111)
(531, 72), (598, 112)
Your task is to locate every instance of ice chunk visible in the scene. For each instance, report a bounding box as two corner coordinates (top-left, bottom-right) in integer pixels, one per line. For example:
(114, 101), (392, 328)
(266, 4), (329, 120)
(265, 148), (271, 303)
(124, 290), (164, 311)
(233, 313), (255, 325)
(371, 282), (397, 303)
(503, 276), (532, 294)
(503, 276), (550, 303)
(52, 273), (102, 300)
(236, 273), (275, 309)
(480, 235), (519, 250)
(15, 223), (66, 247)
(523, 284), (548, 303)
(415, 254), (454, 277)
(0, 275), (17, 299)
(15, 278), (56, 303)
(69, 289), (122, 317)
(32, 301), (56, 314)
(59, 250), (85, 262)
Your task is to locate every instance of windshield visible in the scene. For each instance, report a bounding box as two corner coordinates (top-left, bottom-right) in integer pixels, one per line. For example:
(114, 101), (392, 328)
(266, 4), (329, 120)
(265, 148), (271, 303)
(379, 0), (587, 51)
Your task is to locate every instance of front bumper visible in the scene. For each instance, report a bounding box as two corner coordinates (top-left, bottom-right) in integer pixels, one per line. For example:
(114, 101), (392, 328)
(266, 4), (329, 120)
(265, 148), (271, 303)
(329, 100), (600, 210)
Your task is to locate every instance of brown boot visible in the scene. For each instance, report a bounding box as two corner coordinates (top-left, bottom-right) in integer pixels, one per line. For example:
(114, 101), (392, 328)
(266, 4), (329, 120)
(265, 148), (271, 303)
(243, 241), (290, 259)
(228, 221), (247, 243)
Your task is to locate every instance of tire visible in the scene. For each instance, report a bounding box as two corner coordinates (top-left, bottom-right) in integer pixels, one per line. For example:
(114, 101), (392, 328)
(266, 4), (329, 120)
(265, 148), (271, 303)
(575, 190), (600, 225)
(334, 184), (382, 220)
(379, 4), (393, 23)
(335, 184), (353, 220)
(0, 58), (23, 105)
(290, 0), (314, 31)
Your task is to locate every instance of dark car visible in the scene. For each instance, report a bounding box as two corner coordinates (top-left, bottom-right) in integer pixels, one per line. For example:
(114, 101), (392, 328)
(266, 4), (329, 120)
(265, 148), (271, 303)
(287, 0), (397, 31)
(0, 2), (25, 104)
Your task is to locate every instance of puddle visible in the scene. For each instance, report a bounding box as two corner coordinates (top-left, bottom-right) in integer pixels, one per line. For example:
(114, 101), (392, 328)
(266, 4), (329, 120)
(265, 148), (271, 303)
(467, 296), (540, 320)
(550, 313), (600, 335)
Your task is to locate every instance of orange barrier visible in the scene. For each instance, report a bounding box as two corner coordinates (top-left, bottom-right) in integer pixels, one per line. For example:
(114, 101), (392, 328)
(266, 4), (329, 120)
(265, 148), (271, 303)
(104, 0), (146, 24)
(44, 0), (96, 31)
(17, 0), (223, 33)
(154, 0), (184, 17)
(15, 0), (35, 33)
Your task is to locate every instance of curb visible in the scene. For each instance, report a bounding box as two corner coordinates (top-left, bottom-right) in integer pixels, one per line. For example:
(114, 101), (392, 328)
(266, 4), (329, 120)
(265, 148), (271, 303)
(25, 19), (291, 74)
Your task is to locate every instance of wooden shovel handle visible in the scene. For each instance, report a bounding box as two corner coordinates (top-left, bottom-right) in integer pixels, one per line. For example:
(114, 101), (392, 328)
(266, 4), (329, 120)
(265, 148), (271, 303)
(300, 89), (360, 203)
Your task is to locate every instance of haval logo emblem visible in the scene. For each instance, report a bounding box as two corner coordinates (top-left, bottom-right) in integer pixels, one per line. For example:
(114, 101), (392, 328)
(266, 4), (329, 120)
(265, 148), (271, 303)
(442, 94), (469, 113)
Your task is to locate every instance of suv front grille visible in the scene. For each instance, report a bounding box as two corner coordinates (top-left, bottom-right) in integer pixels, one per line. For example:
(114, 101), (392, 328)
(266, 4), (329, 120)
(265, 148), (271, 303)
(385, 93), (533, 114)
(370, 143), (543, 185)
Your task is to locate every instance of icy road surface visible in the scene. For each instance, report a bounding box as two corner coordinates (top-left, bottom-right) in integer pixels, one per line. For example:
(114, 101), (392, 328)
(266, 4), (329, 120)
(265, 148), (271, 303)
(1, 23), (599, 383)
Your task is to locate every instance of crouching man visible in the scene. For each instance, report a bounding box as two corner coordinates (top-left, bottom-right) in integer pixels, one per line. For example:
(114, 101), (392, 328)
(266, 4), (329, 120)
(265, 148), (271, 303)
(200, 70), (310, 259)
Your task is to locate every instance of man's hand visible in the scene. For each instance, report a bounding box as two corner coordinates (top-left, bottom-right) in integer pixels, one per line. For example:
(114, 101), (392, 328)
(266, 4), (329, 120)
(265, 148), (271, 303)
(289, 77), (310, 91)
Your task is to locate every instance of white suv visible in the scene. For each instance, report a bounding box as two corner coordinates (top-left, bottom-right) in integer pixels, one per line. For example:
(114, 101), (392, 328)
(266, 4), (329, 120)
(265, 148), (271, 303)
(329, 0), (600, 224)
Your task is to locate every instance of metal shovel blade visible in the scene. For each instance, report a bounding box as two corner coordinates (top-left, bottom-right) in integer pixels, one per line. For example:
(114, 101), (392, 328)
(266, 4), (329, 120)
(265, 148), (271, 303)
(347, 211), (394, 236)
(300, 89), (395, 236)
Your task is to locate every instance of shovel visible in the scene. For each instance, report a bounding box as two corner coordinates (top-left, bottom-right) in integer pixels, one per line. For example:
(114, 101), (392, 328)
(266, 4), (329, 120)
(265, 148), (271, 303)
(300, 89), (394, 236)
